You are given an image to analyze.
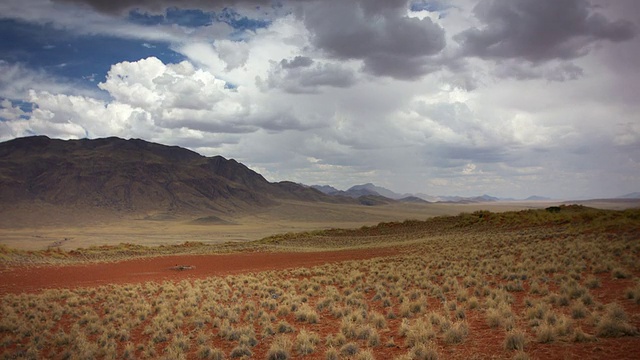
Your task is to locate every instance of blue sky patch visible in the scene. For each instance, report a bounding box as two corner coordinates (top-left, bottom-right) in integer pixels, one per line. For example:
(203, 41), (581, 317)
(126, 7), (270, 32)
(166, 7), (213, 27)
(0, 19), (185, 86)
(13, 99), (34, 115)
(0, 98), (33, 122)
(216, 8), (271, 32)
(410, 1), (453, 15)
(127, 10), (165, 26)
(128, 7), (213, 27)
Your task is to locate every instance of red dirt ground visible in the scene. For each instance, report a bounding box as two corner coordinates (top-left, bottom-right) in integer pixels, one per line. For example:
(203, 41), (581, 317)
(2, 248), (639, 359)
(0, 247), (401, 295)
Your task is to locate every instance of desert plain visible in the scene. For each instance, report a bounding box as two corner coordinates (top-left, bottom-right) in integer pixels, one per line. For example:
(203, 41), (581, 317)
(1, 200), (639, 360)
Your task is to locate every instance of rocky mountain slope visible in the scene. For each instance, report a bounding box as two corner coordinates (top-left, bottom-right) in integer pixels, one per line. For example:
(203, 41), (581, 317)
(0, 136), (341, 220)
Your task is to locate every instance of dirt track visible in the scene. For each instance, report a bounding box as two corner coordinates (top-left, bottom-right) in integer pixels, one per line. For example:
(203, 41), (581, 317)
(0, 247), (400, 295)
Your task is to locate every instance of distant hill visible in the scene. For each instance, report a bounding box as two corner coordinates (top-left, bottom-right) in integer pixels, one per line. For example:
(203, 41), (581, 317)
(312, 183), (413, 200)
(398, 196), (429, 204)
(526, 195), (551, 201)
(0, 136), (345, 224)
(472, 194), (500, 202)
(618, 192), (640, 199)
(346, 183), (408, 199)
(357, 194), (393, 206)
(414, 193), (440, 202)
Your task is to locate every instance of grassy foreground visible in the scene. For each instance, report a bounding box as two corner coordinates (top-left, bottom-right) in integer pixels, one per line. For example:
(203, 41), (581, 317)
(1, 205), (639, 359)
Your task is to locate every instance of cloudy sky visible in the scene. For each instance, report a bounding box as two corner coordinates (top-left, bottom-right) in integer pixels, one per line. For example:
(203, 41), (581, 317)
(1, 0), (639, 199)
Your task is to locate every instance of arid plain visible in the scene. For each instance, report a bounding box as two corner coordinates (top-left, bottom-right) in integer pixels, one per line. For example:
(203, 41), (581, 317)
(1, 200), (562, 251)
(3, 199), (636, 251)
(2, 201), (639, 360)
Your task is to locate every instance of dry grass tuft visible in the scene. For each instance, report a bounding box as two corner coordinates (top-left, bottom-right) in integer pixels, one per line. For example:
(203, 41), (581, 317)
(295, 329), (320, 355)
(267, 335), (292, 360)
(595, 303), (638, 337)
(340, 342), (359, 356)
(443, 321), (469, 344)
(504, 329), (526, 351)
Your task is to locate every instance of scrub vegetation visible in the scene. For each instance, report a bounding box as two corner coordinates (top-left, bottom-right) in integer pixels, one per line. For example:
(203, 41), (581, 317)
(1, 205), (639, 359)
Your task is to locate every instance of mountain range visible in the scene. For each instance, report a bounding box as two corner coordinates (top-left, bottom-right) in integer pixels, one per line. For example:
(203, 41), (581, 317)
(312, 183), (638, 203)
(0, 136), (635, 226)
(0, 136), (344, 221)
(312, 183), (508, 203)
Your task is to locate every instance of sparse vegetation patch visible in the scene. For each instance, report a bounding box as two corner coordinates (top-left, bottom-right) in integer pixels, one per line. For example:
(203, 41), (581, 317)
(1, 207), (639, 359)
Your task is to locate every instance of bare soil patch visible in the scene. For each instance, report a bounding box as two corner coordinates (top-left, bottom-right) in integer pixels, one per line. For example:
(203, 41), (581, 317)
(0, 247), (400, 295)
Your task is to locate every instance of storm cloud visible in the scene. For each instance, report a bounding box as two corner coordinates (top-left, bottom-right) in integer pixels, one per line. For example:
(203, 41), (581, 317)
(263, 57), (357, 93)
(53, 0), (273, 14)
(455, 0), (636, 62)
(1, 0), (639, 199)
(299, 0), (446, 79)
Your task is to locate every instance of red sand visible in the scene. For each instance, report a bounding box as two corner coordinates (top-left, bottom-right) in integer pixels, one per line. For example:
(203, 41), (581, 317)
(0, 247), (400, 295)
(1, 248), (639, 359)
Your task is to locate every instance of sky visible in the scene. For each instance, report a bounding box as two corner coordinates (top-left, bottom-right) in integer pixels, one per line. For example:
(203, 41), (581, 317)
(0, 0), (639, 200)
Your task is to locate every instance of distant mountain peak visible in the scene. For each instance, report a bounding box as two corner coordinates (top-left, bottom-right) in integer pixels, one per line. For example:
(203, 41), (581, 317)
(311, 185), (341, 195)
(347, 183), (406, 199)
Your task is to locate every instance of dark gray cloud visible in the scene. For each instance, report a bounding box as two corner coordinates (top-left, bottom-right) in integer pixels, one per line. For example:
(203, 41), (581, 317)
(493, 60), (584, 81)
(52, 0), (410, 17)
(362, 53), (442, 80)
(53, 0), (272, 14)
(263, 58), (356, 93)
(298, 0), (446, 79)
(280, 56), (314, 69)
(438, 144), (517, 164)
(455, 0), (636, 62)
(251, 112), (311, 132)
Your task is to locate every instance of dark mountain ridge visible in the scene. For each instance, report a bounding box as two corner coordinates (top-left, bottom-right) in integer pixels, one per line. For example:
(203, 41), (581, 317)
(0, 136), (340, 218)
